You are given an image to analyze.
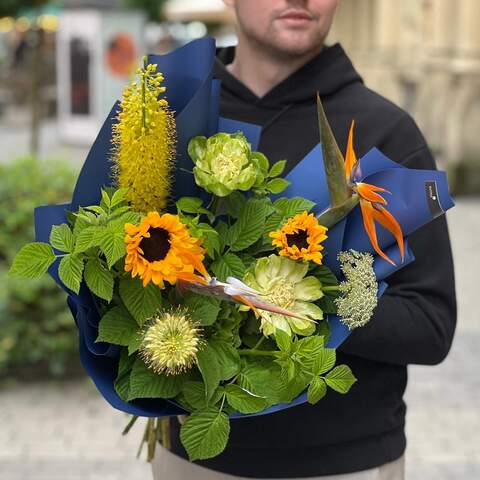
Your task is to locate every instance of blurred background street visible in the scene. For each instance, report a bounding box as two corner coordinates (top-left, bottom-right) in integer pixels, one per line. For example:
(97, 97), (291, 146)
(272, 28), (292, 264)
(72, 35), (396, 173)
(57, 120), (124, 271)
(0, 1), (479, 479)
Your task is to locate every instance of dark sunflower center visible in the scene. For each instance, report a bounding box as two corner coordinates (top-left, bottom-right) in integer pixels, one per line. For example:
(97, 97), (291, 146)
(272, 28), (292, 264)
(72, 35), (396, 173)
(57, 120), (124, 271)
(139, 227), (171, 262)
(286, 229), (309, 250)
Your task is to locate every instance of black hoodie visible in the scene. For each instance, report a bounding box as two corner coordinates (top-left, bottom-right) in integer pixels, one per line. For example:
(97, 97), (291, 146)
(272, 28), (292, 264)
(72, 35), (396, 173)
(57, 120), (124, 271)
(168, 43), (457, 478)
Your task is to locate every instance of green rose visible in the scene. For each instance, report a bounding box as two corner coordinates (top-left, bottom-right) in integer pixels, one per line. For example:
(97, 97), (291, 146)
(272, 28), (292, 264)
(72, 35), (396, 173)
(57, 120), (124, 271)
(243, 254), (324, 337)
(188, 132), (268, 197)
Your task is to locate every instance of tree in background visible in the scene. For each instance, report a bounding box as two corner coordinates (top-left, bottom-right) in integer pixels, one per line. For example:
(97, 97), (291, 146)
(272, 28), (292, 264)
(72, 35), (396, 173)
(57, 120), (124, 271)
(123, 0), (167, 22)
(1, 0), (50, 156)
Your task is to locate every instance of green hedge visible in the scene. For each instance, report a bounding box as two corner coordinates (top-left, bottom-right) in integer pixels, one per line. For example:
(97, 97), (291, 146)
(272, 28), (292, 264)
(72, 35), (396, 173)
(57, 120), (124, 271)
(0, 157), (81, 378)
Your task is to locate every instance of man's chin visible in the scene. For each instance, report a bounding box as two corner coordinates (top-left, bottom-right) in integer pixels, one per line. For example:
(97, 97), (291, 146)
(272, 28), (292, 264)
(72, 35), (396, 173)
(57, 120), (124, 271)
(265, 36), (323, 59)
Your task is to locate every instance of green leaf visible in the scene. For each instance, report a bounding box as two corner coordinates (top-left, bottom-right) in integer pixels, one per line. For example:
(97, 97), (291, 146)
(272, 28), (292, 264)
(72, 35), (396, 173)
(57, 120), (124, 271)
(96, 306), (139, 346)
(110, 187), (129, 208)
(196, 345), (221, 402)
(225, 384), (268, 414)
(251, 151), (269, 173)
(74, 226), (104, 253)
(273, 197), (315, 217)
(324, 365), (357, 394)
(312, 348), (336, 376)
(266, 178), (289, 194)
(211, 253), (245, 282)
(318, 292), (339, 315)
(101, 189), (111, 208)
(182, 381), (224, 410)
(183, 293), (220, 326)
(180, 407), (230, 461)
(119, 277), (163, 326)
(9, 242), (55, 278)
(99, 225), (126, 268)
(209, 340), (241, 380)
(238, 358), (285, 405)
(315, 320), (332, 344)
(108, 211), (141, 229)
(268, 159), (287, 178)
(49, 224), (75, 253)
(225, 191), (246, 218)
(262, 212), (284, 237)
(307, 377), (327, 404)
(280, 369), (311, 402)
(311, 265), (338, 286)
(176, 196), (203, 214)
(84, 258), (114, 302)
(201, 228), (221, 259)
(72, 211), (94, 236)
(228, 198), (269, 251)
(58, 254), (84, 294)
(85, 205), (107, 216)
(127, 332), (143, 356)
(293, 335), (325, 372)
(114, 349), (136, 402)
(215, 221), (229, 251)
(274, 329), (291, 353)
(128, 359), (183, 400)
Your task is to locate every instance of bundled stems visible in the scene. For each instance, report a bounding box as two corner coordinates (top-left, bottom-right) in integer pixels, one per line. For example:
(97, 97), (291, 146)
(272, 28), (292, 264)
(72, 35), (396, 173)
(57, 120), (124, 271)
(122, 415), (139, 435)
(160, 417), (171, 450)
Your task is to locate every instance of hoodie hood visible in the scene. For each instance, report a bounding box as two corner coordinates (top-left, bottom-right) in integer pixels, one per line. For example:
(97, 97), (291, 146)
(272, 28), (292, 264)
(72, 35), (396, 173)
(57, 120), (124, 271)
(214, 43), (363, 108)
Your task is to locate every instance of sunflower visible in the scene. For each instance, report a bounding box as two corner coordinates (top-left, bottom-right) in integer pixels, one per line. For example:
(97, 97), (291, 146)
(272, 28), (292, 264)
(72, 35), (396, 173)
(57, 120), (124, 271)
(124, 212), (209, 288)
(269, 211), (328, 265)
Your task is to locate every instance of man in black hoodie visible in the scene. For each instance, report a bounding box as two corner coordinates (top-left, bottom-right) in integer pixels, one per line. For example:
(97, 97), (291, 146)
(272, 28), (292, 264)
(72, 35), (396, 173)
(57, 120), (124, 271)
(161, 1), (457, 478)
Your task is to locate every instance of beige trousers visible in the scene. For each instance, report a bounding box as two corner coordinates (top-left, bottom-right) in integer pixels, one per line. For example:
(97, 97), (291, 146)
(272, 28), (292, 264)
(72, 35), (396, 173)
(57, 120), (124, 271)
(151, 446), (405, 480)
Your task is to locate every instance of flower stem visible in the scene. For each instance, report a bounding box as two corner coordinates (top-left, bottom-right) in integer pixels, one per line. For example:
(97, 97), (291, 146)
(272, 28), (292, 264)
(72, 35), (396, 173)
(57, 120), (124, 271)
(159, 417), (171, 451)
(322, 285), (340, 292)
(122, 415), (138, 435)
(147, 418), (157, 462)
(252, 336), (265, 350)
(238, 349), (280, 357)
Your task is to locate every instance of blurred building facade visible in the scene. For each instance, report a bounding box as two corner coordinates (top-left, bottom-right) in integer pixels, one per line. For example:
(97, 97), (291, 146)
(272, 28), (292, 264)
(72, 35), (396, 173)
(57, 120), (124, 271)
(328, 0), (480, 175)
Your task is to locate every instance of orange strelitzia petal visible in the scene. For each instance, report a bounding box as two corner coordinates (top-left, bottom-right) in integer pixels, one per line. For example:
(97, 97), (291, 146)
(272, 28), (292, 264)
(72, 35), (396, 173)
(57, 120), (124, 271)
(359, 199), (397, 266)
(345, 120), (357, 180)
(370, 204), (405, 262)
(356, 182), (390, 205)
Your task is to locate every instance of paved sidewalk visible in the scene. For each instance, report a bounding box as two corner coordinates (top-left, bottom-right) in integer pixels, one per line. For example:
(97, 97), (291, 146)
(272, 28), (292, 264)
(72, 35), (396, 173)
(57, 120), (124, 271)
(0, 199), (478, 480)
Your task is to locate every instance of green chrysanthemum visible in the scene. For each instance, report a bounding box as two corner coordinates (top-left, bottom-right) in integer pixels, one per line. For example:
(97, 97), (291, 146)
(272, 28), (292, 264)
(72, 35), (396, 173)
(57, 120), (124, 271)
(335, 250), (378, 329)
(140, 310), (202, 376)
(242, 254), (324, 337)
(188, 132), (266, 197)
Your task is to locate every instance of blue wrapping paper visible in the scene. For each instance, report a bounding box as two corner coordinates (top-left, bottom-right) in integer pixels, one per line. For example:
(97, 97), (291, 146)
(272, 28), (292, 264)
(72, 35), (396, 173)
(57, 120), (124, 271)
(33, 37), (454, 419)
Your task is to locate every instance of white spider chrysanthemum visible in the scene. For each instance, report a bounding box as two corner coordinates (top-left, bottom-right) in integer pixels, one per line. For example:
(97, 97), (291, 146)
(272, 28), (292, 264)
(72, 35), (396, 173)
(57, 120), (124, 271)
(335, 250), (378, 329)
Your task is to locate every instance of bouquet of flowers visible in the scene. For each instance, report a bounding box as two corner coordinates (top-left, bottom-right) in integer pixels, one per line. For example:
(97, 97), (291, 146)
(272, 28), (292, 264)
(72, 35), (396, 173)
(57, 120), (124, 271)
(9, 38), (454, 462)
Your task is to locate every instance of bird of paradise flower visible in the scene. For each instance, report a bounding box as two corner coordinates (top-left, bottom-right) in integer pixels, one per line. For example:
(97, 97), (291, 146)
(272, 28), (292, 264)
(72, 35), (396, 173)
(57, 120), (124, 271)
(315, 94), (404, 266)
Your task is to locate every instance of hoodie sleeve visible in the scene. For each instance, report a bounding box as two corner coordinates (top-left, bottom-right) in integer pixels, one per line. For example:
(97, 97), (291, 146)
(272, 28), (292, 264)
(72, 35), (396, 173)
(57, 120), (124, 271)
(339, 119), (457, 366)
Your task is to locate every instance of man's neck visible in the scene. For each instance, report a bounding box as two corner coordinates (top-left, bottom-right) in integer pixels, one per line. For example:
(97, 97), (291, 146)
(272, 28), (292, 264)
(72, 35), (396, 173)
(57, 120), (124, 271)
(226, 37), (323, 99)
